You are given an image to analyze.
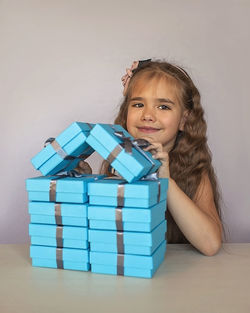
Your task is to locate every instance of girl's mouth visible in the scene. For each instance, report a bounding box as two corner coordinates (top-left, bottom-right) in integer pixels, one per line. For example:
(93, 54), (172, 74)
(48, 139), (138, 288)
(137, 126), (160, 134)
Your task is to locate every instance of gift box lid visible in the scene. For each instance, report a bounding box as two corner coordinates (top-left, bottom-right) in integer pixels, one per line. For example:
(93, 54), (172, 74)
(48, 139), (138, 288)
(30, 235), (88, 250)
(30, 245), (89, 262)
(29, 201), (88, 218)
(88, 220), (166, 247)
(26, 174), (104, 194)
(90, 239), (166, 270)
(29, 223), (88, 241)
(86, 124), (161, 182)
(88, 178), (168, 208)
(31, 122), (95, 175)
(30, 214), (88, 227)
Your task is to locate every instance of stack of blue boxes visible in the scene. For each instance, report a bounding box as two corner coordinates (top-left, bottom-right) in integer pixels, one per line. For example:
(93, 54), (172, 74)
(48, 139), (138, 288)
(26, 122), (103, 271)
(27, 174), (103, 271)
(86, 124), (168, 278)
(26, 122), (168, 278)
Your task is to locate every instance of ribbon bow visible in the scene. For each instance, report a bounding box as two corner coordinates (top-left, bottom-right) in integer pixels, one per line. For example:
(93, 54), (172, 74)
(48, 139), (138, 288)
(53, 169), (95, 178)
(113, 131), (156, 169)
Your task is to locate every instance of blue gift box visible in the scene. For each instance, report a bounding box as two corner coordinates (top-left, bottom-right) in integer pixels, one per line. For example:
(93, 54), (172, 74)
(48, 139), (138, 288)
(31, 122), (95, 176)
(29, 224), (88, 249)
(29, 201), (88, 227)
(26, 174), (104, 203)
(89, 220), (166, 255)
(88, 178), (168, 208)
(90, 240), (166, 278)
(86, 124), (161, 182)
(88, 200), (166, 232)
(30, 245), (89, 271)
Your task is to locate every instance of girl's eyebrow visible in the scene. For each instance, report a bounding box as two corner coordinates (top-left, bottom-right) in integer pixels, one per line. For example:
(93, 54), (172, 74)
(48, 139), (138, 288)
(157, 98), (175, 105)
(130, 96), (175, 105)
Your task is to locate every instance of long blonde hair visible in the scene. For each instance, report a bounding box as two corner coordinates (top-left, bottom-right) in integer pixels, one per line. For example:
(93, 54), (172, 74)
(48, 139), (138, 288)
(101, 60), (221, 243)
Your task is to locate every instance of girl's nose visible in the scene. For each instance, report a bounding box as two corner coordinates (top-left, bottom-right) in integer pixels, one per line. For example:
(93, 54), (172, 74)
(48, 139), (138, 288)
(141, 106), (156, 122)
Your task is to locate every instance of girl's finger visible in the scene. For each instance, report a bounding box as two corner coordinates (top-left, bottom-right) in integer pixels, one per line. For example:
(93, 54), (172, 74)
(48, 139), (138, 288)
(152, 151), (169, 162)
(144, 142), (163, 152)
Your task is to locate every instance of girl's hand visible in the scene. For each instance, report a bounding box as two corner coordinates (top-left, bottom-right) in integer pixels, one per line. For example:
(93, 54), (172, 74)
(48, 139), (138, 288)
(74, 160), (92, 174)
(142, 138), (170, 178)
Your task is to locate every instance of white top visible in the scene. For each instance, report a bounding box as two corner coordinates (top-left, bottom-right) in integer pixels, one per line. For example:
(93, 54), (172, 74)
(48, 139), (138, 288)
(0, 244), (249, 313)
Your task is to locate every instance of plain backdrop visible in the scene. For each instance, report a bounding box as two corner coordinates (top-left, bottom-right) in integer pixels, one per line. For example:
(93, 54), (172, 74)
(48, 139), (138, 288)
(0, 0), (249, 243)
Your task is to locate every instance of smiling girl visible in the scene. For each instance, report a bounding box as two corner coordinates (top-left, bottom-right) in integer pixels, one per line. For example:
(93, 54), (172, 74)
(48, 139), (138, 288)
(100, 59), (223, 256)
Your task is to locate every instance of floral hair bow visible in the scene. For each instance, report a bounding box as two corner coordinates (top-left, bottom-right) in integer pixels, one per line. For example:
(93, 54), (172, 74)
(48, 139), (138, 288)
(121, 59), (151, 95)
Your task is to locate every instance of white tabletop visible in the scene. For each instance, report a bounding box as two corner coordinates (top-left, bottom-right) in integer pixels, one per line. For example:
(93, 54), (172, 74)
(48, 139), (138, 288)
(0, 243), (249, 313)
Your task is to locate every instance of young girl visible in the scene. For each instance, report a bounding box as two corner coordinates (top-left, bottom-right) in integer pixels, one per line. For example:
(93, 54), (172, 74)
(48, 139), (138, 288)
(77, 59), (223, 256)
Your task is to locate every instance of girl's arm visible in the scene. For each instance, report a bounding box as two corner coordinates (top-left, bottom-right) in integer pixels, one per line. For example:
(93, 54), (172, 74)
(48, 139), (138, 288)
(167, 174), (222, 256)
(145, 141), (222, 256)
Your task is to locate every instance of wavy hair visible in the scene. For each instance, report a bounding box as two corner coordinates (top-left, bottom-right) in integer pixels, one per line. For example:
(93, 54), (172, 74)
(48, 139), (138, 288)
(101, 60), (221, 243)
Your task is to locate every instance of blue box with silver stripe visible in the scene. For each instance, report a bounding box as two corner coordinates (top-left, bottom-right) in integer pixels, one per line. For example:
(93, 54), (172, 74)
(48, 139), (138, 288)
(30, 245), (89, 271)
(88, 200), (166, 232)
(29, 201), (88, 227)
(29, 223), (88, 249)
(26, 174), (105, 203)
(86, 124), (161, 183)
(88, 178), (168, 208)
(31, 122), (95, 176)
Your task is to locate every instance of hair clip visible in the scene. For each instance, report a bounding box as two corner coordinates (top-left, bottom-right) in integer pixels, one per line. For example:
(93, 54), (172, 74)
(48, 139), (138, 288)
(121, 59), (152, 95)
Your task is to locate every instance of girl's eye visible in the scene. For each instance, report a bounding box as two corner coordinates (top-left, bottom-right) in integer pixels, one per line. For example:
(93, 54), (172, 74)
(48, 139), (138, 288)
(158, 104), (170, 110)
(132, 102), (144, 108)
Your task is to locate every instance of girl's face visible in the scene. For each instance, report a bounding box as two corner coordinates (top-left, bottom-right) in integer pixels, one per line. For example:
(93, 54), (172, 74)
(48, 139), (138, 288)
(126, 76), (186, 152)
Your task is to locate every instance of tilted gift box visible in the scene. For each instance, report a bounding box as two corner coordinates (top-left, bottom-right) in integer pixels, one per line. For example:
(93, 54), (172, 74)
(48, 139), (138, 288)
(29, 201), (88, 227)
(26, 174), (105, 203)
(29, 224), (88, 249)
(30, 245), (89, 271)
(90, 240), (166, 278)
(86, 124), (161, 182)
(88, 178), (168, 208)
(88, 200), (166, 232)
(88, 220), (166, 255)
(31, 122), (95, 176)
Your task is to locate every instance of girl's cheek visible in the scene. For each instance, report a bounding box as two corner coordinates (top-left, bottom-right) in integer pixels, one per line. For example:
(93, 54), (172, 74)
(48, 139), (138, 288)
(126, 111), (133, 126)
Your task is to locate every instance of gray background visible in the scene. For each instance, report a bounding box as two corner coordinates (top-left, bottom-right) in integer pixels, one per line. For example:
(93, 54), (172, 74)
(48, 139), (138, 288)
(0, 0), (249, 243)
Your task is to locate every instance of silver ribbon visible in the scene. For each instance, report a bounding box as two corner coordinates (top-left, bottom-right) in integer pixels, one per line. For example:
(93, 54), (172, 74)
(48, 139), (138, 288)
(115, 208), (123, 231)
(49, 180), (57, 202)
(55, 203), (62, 225)
(116, 232), (124, 254)
(117, 254), (124, 276)
(49, 176), (66, 202)
(48, 173), (74, 202)
(48, 172), (95, 202)
(116, 182), (125, 275)
(141, 172), (161, 203)
(56, 226), (63, 248)
(50, 139), (69, 159)
(157, 180), (161, 203)
(56, 248), (64, 269)
(117, 183), (125, 207)
(44, 138), (75, 160)
(106, 130), (155, 173)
